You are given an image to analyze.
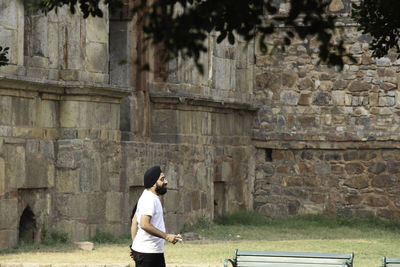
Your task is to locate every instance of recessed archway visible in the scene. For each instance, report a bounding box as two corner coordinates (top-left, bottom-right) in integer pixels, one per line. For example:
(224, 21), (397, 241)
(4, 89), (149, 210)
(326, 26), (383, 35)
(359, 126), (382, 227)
(19, 206), (36, 243)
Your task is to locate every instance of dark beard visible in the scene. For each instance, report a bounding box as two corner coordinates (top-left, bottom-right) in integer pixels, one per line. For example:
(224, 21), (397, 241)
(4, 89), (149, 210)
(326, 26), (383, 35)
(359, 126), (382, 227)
(156, 185), (167, 195)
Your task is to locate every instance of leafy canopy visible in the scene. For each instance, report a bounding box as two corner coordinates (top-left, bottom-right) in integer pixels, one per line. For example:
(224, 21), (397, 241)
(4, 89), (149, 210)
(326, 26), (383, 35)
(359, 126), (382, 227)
(352, 0), (400, 59)
(1, 1), (398, 72)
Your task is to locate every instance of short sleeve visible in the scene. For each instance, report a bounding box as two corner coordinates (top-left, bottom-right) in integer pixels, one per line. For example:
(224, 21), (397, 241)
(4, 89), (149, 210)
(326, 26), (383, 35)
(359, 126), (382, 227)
(139, 193), (156, 217)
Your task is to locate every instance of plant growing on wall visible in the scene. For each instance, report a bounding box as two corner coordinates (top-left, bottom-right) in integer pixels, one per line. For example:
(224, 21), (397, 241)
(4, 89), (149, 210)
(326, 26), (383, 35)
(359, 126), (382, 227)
(0, 47), (9, 66)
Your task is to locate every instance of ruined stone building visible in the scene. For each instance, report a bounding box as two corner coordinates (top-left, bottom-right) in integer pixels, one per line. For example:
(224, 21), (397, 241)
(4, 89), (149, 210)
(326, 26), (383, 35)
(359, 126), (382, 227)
(1, 0), (400, 250)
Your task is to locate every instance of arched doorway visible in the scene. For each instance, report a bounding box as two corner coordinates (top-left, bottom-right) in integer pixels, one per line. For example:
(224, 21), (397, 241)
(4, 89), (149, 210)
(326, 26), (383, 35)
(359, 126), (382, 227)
(19, 206), (36, 243)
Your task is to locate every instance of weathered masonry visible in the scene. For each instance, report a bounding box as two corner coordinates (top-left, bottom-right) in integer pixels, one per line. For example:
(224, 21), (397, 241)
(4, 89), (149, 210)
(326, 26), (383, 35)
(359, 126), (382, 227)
(2, 0), (400, 251)
(252, 0), (400, 219)
(0, 1), (256, 249)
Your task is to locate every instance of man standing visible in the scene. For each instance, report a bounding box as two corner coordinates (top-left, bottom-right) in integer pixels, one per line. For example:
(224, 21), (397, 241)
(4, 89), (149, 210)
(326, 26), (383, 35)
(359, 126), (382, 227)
(130, 165), (181, 267)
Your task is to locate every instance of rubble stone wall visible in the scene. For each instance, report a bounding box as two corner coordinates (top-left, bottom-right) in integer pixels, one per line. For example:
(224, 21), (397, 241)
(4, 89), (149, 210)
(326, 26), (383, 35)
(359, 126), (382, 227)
(254, 146), (400, 218)
(252, 0), (400, 218)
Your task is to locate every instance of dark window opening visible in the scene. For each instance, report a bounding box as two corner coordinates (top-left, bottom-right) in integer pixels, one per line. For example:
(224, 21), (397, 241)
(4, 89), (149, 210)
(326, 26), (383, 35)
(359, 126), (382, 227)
(19, 206), (36, 243)
(265, 148), (272, 162)
(214, 181), (226, 218)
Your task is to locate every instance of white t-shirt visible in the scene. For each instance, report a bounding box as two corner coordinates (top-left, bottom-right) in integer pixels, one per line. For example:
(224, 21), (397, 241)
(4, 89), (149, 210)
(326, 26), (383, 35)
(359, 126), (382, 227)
(131, 189), (166, 253)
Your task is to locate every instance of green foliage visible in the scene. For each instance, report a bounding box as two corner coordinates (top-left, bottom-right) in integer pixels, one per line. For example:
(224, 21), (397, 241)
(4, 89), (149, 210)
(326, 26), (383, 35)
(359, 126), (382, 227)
(24, 0), (123, 18)
(0, 46), (9, 67)
(27, 0), (356, 73)
(352, 0), (400, 59)
(198, 211), (400, 231)
(182, 216), (213, 232)
(90, 229), (130, 244)
(131, 0), (352, 72)
(41, 228), (69, 245)
(215, 210), (272, 226)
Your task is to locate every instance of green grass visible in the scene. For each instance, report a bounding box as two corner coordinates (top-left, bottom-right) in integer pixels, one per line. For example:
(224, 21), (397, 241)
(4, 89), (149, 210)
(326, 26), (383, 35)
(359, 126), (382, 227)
(2, 212), (400, 267)
(90, 230), (131, 244)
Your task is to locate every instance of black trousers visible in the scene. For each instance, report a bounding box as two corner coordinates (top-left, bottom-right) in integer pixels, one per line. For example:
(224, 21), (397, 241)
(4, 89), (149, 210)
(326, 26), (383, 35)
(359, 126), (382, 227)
(131, 250), (166, 267)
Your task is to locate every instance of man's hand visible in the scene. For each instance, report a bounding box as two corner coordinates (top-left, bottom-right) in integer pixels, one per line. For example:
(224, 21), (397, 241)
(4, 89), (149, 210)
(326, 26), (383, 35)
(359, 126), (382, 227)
(165, 234), (181, 244)
(129, 246), (134, 260)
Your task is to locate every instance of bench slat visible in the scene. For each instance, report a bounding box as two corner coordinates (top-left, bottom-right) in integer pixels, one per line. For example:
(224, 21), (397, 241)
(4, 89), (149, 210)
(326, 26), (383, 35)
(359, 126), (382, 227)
(237, 255), (349, 264)
(237, 250), (352, 260)
(386, 264), (400, 267)
(237, 263), (347, 267)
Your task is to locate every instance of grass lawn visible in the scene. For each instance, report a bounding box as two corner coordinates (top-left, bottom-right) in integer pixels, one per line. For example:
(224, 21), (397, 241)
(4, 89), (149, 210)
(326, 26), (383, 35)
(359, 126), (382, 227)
(1, 213), (400, 267)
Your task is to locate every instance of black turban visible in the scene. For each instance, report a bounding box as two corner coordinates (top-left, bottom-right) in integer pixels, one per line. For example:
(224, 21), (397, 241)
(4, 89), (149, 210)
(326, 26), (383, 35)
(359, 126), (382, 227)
(144, 165), (162, 188)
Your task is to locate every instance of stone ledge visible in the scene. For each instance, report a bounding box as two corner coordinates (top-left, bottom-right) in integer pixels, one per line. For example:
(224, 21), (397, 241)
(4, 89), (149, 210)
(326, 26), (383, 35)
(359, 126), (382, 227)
(253, 140), (400, 150)
(0, 75), (131, 100)
(150, 92), (258, 111)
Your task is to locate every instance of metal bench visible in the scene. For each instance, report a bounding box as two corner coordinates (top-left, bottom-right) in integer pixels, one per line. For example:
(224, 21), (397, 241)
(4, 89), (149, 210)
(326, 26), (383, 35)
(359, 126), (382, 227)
(224, 249), (354, 267)
(383, 256), (400, 267)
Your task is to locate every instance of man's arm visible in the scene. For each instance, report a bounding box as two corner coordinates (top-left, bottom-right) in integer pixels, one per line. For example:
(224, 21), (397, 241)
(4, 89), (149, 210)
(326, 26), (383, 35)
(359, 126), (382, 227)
(140, 215), (179, 243)
(131, 213), (138, 241)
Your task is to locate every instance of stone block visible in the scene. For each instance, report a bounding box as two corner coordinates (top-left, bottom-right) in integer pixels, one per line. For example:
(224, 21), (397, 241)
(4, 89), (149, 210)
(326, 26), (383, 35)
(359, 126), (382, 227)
(86, 16), (108, 43)
(86, 42), (108, 73)
(212, 56), (236, 90)
(343, 150), (358, 161)
(221, 161), (231, 182)
(0, 157), (5, 195)
(364, 194), (389, 207)
(106, 192), (123, 223)
(387, 161), (400, 174)
(0, 199), (18, 229)
(348, 81), (371, 92)
(48, 22), (59, 69)
(298, 78), (314, 90)
(88, 193), (106, 223)
(57, 139), (84, 150)
(345, 162), (364, 175)
(256, 72), (281, 90)
(368, 162), (386, 174)
(298, 93), (312, 106)
(0, 96), (13, 125)
(376, 57), (391, 66)
(163, 189), (181, 213)
(0, 230), (18, 250)
(55, 169), (80, 193)
(280, 91), (299, 105)
(56, 150), (81, 169)
(59, 69), (79, 81)
(5, 145), (26, 189)
(283, 176), (303, 186)
(88, 72), (108, 83)
(294, 163), (313, 175)
(372, 174), (398, 188)
(36, 100), (58, 128)
(313, 92), (332, 106)
(74, 241), (94, 251)
(55, 220), (89, 241)
(80, 158), (101, 192)
(299, 204), (324, 215)
(56, 194), (89, 219)
(151, 110), (177, 134)
(26, 156), (54, 188)
(332, 91), (346, 105)
(60, 101), (80, 128)
(164, 162), (179, 189)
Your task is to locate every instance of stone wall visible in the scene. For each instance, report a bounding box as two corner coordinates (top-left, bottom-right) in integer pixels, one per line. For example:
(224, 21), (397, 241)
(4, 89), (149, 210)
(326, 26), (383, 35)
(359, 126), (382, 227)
(254, 146), (400, 219)
(0, 1), (257, 250)
(253, 0), (400, 143)
(252, 0), (400, 218)
(1, 0), (109, 83)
